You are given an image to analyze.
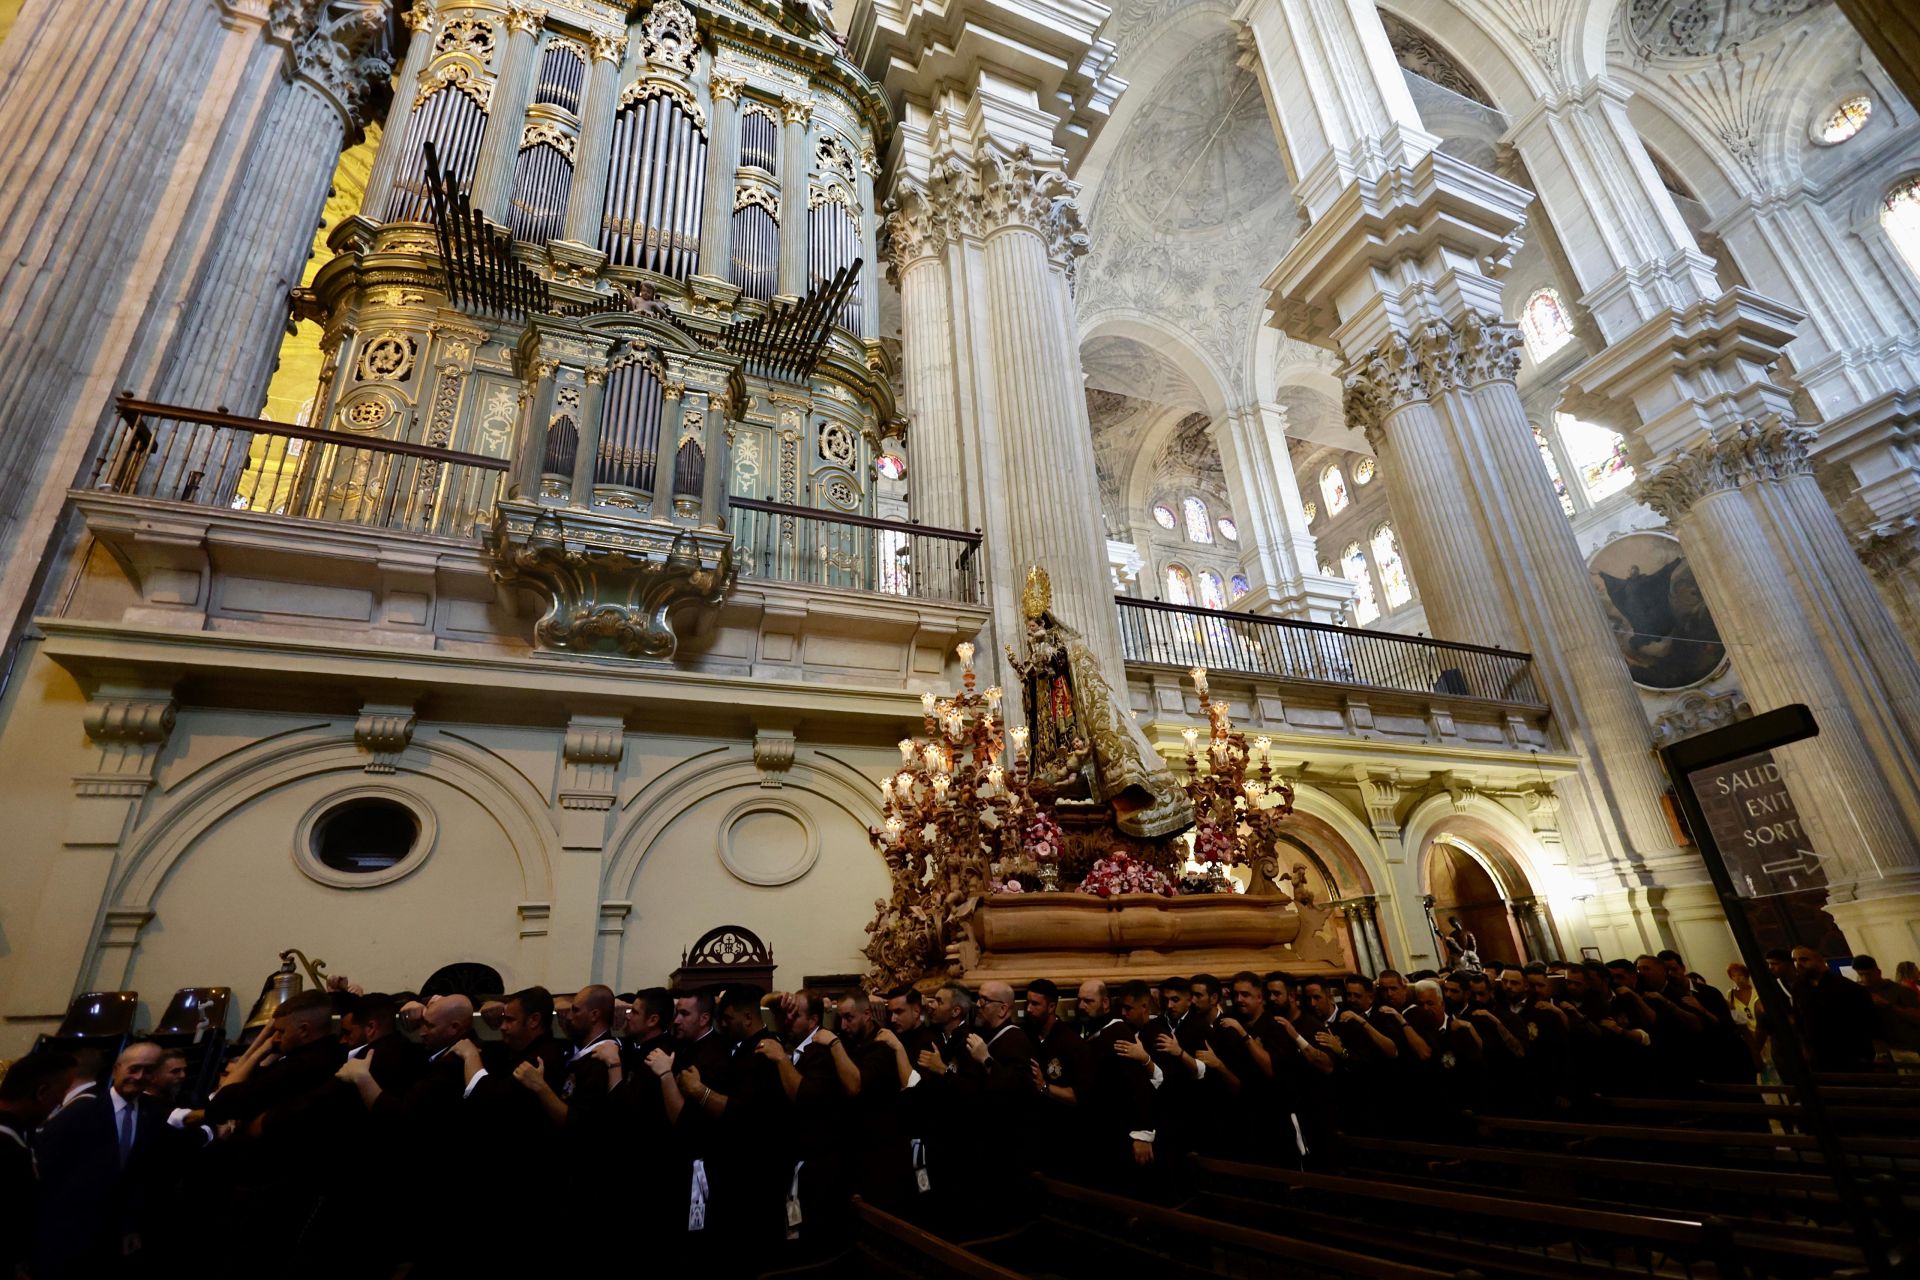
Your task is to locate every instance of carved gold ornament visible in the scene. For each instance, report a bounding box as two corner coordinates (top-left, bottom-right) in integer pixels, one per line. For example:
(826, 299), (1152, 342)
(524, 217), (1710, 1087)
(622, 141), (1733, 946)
(1022, 564), (1053, 619)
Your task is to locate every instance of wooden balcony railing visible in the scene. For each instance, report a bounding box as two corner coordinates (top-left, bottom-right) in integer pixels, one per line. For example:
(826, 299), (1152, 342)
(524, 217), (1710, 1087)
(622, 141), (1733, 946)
(729, 497), (983, 606)
(1117, 596), (1543, 707)
(83, 396), (509, 538)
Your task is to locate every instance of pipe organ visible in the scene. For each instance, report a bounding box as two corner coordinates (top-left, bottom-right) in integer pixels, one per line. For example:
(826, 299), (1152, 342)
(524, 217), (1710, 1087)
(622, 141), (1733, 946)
(301, 0), (898, 642)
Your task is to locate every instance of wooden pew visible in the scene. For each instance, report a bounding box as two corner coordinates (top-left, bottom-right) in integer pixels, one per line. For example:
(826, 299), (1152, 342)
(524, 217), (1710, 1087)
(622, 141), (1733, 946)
(1708, 1081), (1920, 1105)
(1477, 1114), (1920, 1165)
(1024, 1176), (1480, 1280)
(1191, 1157), (1864, 1279)
(1598, 1094), (1920, 1128)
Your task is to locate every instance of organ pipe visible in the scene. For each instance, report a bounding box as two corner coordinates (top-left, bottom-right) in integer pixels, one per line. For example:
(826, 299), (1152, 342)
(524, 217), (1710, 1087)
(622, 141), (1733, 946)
(739, 107), (778, 173)
(508, 142), (573, 244)
(808, 196), (863, 330)
(597, 357), (664, 493)
(532, 44), (585, 112)
(600, 89), (708, 279)
(731, 204), (777, 301)
(386, 89), (488, 221)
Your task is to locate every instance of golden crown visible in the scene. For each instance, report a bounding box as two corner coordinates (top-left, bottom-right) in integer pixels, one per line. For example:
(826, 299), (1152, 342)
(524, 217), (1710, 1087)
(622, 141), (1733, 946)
(1021, 564), (1053, 619)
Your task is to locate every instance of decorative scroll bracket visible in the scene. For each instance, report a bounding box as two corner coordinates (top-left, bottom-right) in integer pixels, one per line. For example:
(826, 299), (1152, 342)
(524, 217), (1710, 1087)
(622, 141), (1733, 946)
(486, 499), (734, 659)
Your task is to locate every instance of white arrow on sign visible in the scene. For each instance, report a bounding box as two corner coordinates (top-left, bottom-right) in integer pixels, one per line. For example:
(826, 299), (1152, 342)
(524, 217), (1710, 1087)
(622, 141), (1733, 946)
(1760, 850), (1822, 877)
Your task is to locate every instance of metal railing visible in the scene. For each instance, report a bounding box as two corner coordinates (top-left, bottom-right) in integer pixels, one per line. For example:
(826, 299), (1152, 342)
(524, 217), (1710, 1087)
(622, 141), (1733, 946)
(729, 497), (983, 606)
(1117, 596), (1542, 707)
(84, 396), (510, 539)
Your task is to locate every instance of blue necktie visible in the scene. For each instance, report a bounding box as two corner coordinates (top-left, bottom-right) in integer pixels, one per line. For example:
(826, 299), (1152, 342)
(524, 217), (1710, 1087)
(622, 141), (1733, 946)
(117, 1101), (135, 1167)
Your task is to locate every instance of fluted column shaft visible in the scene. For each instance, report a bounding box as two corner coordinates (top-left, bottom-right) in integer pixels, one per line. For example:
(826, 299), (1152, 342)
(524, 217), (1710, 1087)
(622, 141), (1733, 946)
(361, 4), (438, 217)
(855, 150), (880, 339)
(469, 4), (544, 221)
(560, 35), (624, 245)
(896, 248), (962, 531)
(571, 367), (605, 504)
(776, 97), (810, 296)
(981, 218), (1125, 675)
(156, 81), (344, 414)
(653, 387), (683, 517)
(696, 74), (741, 280)
(1647, 452), (1920, 885)
(700, 395), (730, 529)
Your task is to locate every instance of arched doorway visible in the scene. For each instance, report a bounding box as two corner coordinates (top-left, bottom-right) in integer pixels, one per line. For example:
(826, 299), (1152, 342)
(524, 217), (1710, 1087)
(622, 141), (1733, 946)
(1423, 835), (1553, 967)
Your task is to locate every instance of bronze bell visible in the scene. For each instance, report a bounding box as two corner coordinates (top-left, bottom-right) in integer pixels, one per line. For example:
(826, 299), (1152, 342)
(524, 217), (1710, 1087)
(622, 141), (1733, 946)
(242, 955), (303, 1031)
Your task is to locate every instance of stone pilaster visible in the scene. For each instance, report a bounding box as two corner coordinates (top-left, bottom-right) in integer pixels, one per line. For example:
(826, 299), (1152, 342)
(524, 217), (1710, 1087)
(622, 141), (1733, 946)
(855, 142), (881, 339)
(700, 389), (731, 530)
(1860, 516), (1920, 654)
(560, 32), (626, 246)
(696, 73), (743, 283)
(469, 2), (546, 221)
(551, 713), (623, 986)
(361, 2), (439, 216)
(776, 94), (812, 298)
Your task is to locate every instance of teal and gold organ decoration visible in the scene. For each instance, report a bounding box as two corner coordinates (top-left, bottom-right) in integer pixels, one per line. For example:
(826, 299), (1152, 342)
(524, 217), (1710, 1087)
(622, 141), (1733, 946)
(290, 0), (895, 658)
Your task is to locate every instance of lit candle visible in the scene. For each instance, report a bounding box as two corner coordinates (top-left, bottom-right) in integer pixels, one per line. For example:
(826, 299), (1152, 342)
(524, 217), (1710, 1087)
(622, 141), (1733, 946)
(985, 686), (1002, 708)
(932, 774), (950, 799)
(1011, 725), (1029, 753)
(1254, 736), (1271, 754)
(988, 765), (1004, 791)
(882, 776), (895, 799)
(1181, 726), (1200, 748)
(921, 691), (936, 715)
(896, 771), (914, 794)
(957, 641), (976, 668)
(899, 737), (915, 762)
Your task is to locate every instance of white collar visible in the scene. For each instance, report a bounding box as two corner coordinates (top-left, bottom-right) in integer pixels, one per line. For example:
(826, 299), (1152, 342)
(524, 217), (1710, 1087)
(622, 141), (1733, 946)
(110, 1089), (133, 1118)
(791, 1027), (819, 1062)
(571, 1032), (612, 1060)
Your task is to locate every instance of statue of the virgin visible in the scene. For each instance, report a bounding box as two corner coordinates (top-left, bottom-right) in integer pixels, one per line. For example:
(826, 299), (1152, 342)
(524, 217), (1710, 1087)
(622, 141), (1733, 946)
(1005, 566), (1193, 839)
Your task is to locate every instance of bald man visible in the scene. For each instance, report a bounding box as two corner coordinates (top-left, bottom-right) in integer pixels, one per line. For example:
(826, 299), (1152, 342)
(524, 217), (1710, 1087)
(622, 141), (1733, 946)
(33, 1041), (181, 1276)
(206, 990), (346, 1135)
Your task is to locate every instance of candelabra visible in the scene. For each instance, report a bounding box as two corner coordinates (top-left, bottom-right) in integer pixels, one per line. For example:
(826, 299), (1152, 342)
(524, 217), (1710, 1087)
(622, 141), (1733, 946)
(865, 642), (1037, 983)
(1180, 666), (1295, 889)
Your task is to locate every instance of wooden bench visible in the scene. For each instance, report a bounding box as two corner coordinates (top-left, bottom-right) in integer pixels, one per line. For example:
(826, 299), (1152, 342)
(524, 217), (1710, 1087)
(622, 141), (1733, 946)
(1026, 1176), (1482, 1280)
(1598, 1094), (1920, 1127)
(1708, 1081), (1920, 1105)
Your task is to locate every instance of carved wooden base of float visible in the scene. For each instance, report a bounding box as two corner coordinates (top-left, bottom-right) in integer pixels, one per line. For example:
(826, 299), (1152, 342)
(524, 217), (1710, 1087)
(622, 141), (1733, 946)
(952, 891), (1350, 988)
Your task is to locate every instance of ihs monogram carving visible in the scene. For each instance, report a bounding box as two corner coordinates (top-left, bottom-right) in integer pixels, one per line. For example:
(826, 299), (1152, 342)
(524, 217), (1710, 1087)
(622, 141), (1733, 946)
(1635, 417), (1816, 522)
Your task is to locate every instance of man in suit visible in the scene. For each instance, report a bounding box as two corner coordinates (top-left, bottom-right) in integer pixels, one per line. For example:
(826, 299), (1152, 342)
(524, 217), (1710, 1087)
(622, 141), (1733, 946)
(32, 1041), (178, 1277)
(646, 988), (729, 1261)
(1076, 980), (1161, 1190)
(759, 991), (857, 1255)
(836, 992), (912, 1210)
(2, 1050), (78, 1277)
(340, 992), (426, 1096)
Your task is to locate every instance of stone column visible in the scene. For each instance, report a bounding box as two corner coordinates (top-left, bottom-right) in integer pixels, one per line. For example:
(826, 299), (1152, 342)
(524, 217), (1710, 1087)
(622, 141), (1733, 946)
(0, 0), (310, 651)
(696, 72), (743, 282)
(560, 33), (626, 247)
(1508, 897), (1555, 962)
(1216, 400), (1350, 621)
(1238, 0), (1696, 886)
(156, 2), (393, 416)
(1638, 422), (1920, 886)
(571, 363), (607, 505)
(856, 142), (881, 339)
(978, 150), (1127, 675)
(1861, 519), (1920, 654)
(777, 94), (811, 297)
(469, 2), (545, 221)
(516, 358), (560, 500)
(884, 190), (962, 532)
(361, 3), (440, 217)
(700, 391), (730, 529)
(1346, 897), (1388, 974)
(1515, 77), (1920, 903)
(652, 384), (684, 518)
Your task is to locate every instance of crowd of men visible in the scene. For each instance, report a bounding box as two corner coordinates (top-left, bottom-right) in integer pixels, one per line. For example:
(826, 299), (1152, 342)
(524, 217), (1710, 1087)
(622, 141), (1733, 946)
(2, 942), (1914, 1278)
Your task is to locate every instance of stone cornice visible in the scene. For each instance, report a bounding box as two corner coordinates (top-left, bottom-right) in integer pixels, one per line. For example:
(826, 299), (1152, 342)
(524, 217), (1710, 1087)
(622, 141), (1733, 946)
(1635, 416), (1815, 522)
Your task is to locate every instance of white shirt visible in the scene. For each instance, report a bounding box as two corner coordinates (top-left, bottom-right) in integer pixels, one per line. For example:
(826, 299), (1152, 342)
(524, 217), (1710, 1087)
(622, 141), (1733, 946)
(110, 1088), (137, 1151)
(429, 1044), (489, 1098)
(791, 1028), (819, 1064)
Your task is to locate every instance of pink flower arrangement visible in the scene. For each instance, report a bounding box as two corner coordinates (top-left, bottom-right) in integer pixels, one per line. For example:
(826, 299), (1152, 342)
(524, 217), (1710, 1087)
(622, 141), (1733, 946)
(1192, 815), (1234, 865)
(1023, 810), (1064, 864)
(990, 877), (1026, 894)
(1078, 851), (1177, 898)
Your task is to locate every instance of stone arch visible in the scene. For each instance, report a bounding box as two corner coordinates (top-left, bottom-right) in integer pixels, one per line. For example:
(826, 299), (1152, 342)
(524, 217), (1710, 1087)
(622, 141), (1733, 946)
(1378, 0), (1542, 117)
(601, 746), (888, 989)
(1402, 792), (1557, 963)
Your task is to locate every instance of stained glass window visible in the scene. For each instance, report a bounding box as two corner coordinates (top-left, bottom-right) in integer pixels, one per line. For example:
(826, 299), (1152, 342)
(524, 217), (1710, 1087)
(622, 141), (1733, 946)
(1533, 424), (1574, 517)
(1183, 497), (1213, 543)
(1229, 573), (1250, 601)
(1884, 175), (1920, 282)
(1341, 541), (1379, 625)
(1819, 95), (1871, 144)
(1320, 464), (1349, 516)
(1198, 569), (1227, 609)
(1354, 457), (1376, 485)
(1556, 413), (1635, 503)
(1520, 287), (1574, 363)
(1152, 503), (1177, 530)
(1217, 517), (1238, 542)
(1165, 564), (1195, 605)
(1370, 523), (1411, 609)
(874, 453), (906, 480)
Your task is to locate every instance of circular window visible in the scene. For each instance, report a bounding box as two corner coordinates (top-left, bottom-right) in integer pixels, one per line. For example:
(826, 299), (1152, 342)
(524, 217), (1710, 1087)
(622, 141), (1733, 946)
(1816, 94), (1872, 145)
(1354, 458), (1376, 484)
(295, 789), (435, 888)
(1151, 504), (1177, 530)
(1217, 517), (1238, 542)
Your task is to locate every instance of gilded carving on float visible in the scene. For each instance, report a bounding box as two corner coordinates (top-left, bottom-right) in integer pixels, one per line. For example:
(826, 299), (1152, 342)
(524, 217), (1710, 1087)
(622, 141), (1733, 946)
(355, 333), (416, 381)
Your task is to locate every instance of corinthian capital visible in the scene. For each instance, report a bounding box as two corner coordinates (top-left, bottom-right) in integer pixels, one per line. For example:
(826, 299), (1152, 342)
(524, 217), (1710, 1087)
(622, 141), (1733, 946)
(1343, 331), (1433, 449)
(1859, 514), (1919, 585)
(401, 1), (435, 33)
(709, 71), (744, 101)
(504, 2), (546, 36)
(1635, 416), (1815, 522)
(295, 0), (395, 132)
(589, 31), (626, 63)
(880, 186), (949, 284)
(977, 146), (1086, 259)
(781, 94), (814, 125)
